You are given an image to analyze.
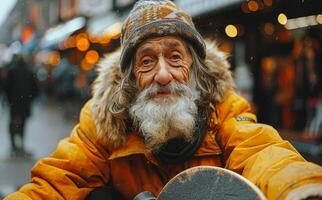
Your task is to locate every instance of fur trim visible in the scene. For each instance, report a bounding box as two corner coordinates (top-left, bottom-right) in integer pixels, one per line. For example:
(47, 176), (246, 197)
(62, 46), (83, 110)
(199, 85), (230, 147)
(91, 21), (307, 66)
(91, 40), (234, 147)
(203, 39), (234, 102)
(285, 184), (322, 200)
(91, 50), (126, 147)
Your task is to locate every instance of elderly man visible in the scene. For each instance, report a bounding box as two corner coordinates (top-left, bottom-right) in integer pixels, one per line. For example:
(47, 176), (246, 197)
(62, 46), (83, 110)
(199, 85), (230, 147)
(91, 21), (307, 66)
(5, 0), (322, 200)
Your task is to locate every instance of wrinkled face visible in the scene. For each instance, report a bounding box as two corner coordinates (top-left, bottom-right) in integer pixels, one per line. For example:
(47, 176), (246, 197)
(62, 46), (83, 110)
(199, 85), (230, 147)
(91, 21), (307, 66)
(130, 36), (199, 150)
(133, 36), (193, 94)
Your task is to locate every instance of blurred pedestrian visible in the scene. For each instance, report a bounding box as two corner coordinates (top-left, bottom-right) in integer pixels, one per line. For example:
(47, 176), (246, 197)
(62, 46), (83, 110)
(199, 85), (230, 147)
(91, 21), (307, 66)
(302, 36), (322, 141)
(5, 54), (38, 157)
(293, 36), (322, 141)
(0, 67), (8, 109)
(53, 58), (79, 120)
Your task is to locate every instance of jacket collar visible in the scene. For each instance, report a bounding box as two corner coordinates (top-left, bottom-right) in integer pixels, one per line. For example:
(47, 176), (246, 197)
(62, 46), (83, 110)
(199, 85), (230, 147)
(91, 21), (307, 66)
(108, 132), (147, 160)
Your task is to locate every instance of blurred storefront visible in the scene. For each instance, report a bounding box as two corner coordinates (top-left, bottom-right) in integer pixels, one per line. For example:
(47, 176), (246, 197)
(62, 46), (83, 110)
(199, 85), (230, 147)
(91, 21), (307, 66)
(187, 0), (322, 159)
(187, 0), (321, 127)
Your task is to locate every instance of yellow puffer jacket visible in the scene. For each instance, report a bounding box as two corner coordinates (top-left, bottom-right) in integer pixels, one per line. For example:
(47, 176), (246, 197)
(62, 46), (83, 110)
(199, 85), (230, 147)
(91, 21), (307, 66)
(5, 91), (322, 200)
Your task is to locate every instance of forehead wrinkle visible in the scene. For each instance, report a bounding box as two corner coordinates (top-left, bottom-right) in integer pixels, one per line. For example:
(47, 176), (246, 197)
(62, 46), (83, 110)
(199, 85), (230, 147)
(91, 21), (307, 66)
(136, 45), (155, 58)
(162, 39), (182, 49)
(135, 37), (188, 59)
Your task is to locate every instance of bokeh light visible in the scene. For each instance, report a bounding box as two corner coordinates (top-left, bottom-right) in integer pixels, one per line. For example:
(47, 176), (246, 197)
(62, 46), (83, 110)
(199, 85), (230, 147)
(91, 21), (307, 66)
(225, 24), (238, 38)
(66, 36), (76, 48)
(85, 50), (99, 64)
(317, 14), (322, 24)
(278, 13), (288, 25)
(263, 23), (275, 35)
(45, 51), (61, 66)
(80, 59), (94, 71)
(247, 0), (259, 12)
(76, 37), (90, 51)
(99, 35), (111, 45)
(89, 35), (100, 43)
(76, 33), (88, 40)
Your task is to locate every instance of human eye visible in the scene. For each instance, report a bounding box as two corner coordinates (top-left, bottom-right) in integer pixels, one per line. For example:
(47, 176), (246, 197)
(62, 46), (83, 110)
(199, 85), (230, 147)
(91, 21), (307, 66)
(142, 58), (152, 66)
(139, 56), (154, 71)
(170, 51), (182, 61)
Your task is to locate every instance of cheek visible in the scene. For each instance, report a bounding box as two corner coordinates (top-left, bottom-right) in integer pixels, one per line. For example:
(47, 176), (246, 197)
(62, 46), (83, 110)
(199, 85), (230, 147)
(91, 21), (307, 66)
(136, 71), (155, 89)
(172, 60), (191, 82)
(134, 66), (150, 89)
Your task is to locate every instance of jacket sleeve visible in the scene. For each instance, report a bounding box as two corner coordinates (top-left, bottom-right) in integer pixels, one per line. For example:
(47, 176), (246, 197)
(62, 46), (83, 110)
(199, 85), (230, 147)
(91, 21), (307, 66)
(5, 101), (111, 200)
(215, 91), (322, 200)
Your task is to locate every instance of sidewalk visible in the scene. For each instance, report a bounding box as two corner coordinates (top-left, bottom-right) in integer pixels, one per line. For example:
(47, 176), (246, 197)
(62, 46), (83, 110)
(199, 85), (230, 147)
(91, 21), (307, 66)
(0, 98), (77, 197)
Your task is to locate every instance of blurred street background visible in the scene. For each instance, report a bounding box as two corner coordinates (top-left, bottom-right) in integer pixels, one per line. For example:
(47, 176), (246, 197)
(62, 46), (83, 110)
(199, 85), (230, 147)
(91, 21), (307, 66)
(0, 0), (321, 198)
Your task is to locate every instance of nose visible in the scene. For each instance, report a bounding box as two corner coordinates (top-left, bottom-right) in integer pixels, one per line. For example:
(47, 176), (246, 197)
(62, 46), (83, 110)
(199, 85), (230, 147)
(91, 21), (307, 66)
(154, 57), (173, 86)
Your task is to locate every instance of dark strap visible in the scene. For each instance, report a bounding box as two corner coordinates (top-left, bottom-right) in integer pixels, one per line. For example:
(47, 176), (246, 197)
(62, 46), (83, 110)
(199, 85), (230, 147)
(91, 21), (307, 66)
(153, 106), (209, 164)
(85, 187), (126, 200)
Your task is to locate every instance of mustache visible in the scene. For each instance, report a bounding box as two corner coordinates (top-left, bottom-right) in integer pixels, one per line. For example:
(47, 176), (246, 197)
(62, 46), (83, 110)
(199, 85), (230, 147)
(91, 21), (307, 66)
(142, 81), (192, 100)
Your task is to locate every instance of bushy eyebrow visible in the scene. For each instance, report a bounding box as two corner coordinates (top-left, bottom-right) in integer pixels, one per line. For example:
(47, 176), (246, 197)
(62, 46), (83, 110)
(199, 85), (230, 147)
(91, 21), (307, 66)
(163, 40), (182, 49)
(136, 46), (154, 58)
(135, 39), (186, 60)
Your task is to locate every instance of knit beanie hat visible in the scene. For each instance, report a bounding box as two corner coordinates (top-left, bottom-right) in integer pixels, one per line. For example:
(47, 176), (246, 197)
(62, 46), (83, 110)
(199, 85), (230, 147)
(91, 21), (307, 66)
(120, 0), (206, 71)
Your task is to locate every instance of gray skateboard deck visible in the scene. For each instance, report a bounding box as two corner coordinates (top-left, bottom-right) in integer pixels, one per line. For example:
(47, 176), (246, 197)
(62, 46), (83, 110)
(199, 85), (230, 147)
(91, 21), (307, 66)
(157, 166), (266, 200)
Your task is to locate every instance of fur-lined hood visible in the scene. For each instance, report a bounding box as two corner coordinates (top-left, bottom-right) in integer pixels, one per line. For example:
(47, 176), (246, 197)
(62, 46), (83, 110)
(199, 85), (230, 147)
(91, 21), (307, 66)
(91, 40), (234, 147)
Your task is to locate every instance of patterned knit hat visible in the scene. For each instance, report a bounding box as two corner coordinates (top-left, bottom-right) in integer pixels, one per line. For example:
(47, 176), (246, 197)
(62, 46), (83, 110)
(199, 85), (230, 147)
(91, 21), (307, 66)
(120, 0), (206, 71)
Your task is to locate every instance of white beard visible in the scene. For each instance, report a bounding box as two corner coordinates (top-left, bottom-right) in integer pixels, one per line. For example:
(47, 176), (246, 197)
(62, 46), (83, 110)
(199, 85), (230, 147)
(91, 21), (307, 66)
(129, 80), (200, 151)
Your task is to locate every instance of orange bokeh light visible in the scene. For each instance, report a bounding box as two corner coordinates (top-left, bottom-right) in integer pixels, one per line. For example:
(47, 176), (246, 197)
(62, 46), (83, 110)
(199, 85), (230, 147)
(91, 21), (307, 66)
(66, 36), (76, 48)
(21, 26), (35, 44)
(89, 35), (100, 43)
(85, 50), (99, 65)
(263, 23), (275, 35)
(76, 38), (90, 51)
(219, 42), (233, 54)
(248, 0), (259, 12)
(100, 35), (111, 45)
(76, 32), (88, 40)
(45, 51), (61, 66)
(80, 59), (94, 71)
